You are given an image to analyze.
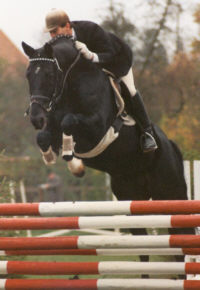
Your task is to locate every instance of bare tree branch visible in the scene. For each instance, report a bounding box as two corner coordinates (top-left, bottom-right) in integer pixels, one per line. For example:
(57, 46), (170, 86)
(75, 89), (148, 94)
(138, 0), (172, 79)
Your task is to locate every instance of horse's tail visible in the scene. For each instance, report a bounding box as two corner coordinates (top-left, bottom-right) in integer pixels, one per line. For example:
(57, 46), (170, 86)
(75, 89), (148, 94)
(169, 140), (187, 191)
(170, 139), (188, 196)
(169, 139), (184, 164)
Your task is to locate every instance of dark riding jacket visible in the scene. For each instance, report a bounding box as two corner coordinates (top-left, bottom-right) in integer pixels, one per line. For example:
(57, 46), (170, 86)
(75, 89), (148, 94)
(71, 21), (133, 78)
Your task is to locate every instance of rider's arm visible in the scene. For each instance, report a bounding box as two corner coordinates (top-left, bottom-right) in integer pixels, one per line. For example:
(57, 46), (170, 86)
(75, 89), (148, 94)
(73, 21), (128, 64)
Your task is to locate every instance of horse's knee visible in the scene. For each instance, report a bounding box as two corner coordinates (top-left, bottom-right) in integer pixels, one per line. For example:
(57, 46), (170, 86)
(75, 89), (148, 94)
(61, 114), (79, 135)
(36, 131), (52, 152)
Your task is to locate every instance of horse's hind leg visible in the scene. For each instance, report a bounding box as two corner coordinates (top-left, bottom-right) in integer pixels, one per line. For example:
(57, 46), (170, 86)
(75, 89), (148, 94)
(168, 197), (195, 279)
(152, 182), (195, 279)
(168, 227), (195, 279)
(110, 174), (151, 278)
(129, 228), (149, 278)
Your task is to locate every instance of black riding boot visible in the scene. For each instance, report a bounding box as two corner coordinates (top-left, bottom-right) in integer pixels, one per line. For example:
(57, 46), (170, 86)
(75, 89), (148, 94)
(129, 92), (158, 153)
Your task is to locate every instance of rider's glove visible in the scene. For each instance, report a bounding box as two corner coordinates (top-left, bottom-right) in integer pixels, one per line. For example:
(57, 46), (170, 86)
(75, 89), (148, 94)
(75, 41), (99, 62)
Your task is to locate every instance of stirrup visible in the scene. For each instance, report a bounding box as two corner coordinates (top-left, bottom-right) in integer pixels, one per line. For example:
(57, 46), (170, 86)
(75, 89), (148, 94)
(140, 132), (158, 153)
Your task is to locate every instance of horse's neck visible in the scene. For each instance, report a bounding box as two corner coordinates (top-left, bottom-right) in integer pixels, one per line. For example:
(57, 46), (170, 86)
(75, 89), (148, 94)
(72, 61), (118, 121)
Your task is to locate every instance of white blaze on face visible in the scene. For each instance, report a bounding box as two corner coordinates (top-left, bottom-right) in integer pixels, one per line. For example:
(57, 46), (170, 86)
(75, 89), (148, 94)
(35, 66), (41, 74)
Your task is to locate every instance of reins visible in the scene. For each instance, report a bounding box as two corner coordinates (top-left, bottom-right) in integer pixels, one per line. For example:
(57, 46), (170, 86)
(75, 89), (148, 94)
(53, 51), (81, 108)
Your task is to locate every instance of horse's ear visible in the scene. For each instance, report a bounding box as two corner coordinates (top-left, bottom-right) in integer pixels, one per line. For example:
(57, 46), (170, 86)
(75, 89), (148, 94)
(21, 41), (35, 57)
(44, 43), (53, 58)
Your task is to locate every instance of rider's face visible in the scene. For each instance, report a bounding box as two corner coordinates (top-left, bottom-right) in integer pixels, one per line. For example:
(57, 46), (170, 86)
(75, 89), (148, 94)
(50, 22), (72, 38)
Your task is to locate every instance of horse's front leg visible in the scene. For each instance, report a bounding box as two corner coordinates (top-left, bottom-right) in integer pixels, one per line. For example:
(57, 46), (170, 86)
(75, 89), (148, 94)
(62, 133), (74, 161)
(61, 112), (100, 138)
(36, 129), (57, 165)
(61, 113), (80, 136)
(60, 114), (77, 161)
(61, 114), (85, 177)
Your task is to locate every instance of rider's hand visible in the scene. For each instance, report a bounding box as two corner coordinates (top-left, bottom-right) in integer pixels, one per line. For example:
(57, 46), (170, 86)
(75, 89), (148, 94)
(75, 41), (98, 62)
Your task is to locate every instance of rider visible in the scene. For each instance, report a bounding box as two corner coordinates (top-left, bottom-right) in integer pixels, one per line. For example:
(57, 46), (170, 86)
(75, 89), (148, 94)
(44, 8), (158, 153)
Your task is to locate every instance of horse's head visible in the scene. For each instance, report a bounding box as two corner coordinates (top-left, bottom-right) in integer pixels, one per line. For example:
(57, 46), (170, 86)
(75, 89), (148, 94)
(22, 36), (79, 129)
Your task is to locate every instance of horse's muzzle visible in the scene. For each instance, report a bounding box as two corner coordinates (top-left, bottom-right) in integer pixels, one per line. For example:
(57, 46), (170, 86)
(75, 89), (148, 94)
(29, 99), (48, 129)
(30, 115), (46, 130)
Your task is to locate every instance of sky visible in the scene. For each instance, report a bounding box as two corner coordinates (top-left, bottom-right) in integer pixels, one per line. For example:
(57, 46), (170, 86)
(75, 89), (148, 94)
(0, 0), (199, 53)
(0, 0), (108, 49)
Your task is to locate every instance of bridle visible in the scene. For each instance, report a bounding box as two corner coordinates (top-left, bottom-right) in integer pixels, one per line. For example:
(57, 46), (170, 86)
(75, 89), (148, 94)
(25, 47), (81, 116)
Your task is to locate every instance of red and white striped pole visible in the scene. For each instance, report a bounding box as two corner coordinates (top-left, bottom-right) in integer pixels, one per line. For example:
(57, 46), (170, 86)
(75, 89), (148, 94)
(1, 200), (200, 216)
(0, 215), (199, 229)
(0, 235), (199, 250)
(0, 279), (200, 289)
(0, 261), (200, 275)
(1, 247), (200, 256)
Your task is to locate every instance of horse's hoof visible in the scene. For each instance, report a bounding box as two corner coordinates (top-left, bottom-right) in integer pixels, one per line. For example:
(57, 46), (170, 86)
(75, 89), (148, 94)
(73, 170), (85, 178)
(141, 274), (149, 279)
(40, 146), (57, 165)
(69, 275), (79, 280)
(62, 154), (74, 162)
(67, 158), (85, 178)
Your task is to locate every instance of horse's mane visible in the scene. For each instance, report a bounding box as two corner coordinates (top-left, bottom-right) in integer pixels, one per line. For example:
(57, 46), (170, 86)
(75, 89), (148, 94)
(48, 34), (74, 46)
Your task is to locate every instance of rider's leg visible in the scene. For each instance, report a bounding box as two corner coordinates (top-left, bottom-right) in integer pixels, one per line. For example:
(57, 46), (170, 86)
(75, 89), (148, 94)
(121, 68), (158, 153)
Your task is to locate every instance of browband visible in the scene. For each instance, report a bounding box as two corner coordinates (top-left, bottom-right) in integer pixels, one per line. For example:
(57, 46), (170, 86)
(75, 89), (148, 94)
(29, 58), (63, 72)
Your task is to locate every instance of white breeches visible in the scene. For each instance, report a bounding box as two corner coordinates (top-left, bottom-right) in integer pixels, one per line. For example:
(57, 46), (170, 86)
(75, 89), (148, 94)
(121, 68), (137, 97)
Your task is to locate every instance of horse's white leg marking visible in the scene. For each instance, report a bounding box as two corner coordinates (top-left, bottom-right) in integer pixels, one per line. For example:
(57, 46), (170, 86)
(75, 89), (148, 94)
(62, 134), (74, 159)
(62, 133), (85, 177)
(40, 146), (57, 165)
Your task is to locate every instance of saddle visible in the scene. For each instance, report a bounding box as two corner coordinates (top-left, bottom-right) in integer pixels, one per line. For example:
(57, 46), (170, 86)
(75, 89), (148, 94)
(102, 69), (135, 131)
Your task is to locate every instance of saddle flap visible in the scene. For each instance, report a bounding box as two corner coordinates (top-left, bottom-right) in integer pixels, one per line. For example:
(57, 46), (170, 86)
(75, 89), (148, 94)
(108, 76), (135, 126)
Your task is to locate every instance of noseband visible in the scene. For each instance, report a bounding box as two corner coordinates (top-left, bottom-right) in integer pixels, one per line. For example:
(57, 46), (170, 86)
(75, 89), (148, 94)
(25, 50), (81, 116)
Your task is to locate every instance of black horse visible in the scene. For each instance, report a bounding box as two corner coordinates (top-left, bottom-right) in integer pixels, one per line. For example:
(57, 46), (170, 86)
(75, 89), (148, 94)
(22, 36), (194, 274)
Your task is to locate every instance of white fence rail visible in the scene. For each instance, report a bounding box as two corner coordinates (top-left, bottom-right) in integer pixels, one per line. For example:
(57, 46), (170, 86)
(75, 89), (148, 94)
(184, 160), (200, 200)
